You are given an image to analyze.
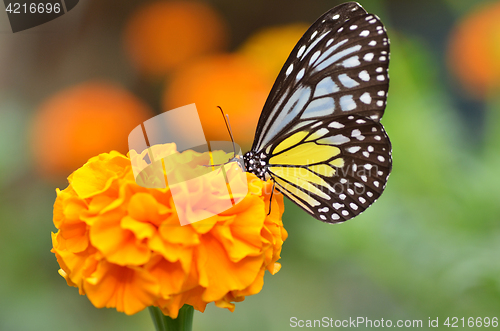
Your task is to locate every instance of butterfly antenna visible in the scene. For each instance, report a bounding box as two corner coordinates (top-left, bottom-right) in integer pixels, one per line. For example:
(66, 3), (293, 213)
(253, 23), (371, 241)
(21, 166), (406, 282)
(218, 106), (236, 157)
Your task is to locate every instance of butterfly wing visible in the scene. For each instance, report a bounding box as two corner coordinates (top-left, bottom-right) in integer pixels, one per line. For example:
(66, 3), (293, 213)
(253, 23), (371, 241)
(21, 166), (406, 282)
(265, 115), (391, 223)
(246, 2), (392, 223)
(252, 1), (390, 153)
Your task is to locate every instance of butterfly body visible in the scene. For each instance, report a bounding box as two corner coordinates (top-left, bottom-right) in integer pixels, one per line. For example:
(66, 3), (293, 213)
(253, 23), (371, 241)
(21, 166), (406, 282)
(244, 2), (392, 223)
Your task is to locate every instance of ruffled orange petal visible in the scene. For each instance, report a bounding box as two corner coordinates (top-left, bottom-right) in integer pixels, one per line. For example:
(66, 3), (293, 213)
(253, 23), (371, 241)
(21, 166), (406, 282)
(71, 152), (130, 199)
(90, 210), (151, 266)
(84, 260), (160, 315)
(197, 234), (263, 302)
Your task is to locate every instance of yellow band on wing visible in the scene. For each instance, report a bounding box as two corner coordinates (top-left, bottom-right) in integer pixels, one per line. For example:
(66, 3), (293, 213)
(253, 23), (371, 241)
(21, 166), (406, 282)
(270, 142), (340, 165)
(273, 131), (309, 154)
(269, 166), (331, 200)
(308, 164), (336, 177)
(273, 177), (320, 211)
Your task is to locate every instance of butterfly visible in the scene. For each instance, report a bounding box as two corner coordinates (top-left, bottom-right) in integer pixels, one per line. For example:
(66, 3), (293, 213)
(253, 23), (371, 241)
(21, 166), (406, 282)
(242, 2), (392, 223)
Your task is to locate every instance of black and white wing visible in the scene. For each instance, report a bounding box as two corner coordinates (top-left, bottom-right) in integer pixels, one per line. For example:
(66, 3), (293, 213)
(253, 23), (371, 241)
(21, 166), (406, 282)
(252, 1), (390, 153)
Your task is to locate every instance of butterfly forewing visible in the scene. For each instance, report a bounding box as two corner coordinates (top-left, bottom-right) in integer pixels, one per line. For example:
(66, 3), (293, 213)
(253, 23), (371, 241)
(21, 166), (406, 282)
(253, 1), (390, 152)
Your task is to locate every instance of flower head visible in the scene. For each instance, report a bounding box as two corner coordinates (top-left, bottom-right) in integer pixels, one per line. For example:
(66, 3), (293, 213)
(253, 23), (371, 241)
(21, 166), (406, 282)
(448, 1), (500, 98)
(51, 145), (287, 317)
(124, 1), (228, 77)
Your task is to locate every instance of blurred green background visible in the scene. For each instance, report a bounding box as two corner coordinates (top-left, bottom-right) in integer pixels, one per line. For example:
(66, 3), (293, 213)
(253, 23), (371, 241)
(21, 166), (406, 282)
(1, 0), (500, 330)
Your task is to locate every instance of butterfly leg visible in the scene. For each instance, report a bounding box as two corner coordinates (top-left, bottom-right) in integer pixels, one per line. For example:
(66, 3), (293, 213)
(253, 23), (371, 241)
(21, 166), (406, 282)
(267, 180), (276, 216)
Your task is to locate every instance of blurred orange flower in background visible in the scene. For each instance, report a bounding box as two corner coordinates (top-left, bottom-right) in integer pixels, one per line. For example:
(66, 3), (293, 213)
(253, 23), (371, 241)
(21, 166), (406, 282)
(163, 54), (272, 149)
(30, 81), (153, 179)
(239, 23), (309, 81)
(51, 146), (286, 316)
(124, 1), (228, 77)
(448, 1), (500, 98)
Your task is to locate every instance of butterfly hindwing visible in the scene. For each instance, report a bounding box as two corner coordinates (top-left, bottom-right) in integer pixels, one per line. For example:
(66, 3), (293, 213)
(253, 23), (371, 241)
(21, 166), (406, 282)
(253, 2), (390, 152)
(266, 115), (392, 223)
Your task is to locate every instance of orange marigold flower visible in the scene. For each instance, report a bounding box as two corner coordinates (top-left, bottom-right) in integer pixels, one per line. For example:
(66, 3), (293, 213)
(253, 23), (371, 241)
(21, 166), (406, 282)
(51, 145), (287, 317)
(30, 81), (154, 179)
(162, 54), (273, 150)
(124, 1), (228, 77)
(448, 1), (500, 98)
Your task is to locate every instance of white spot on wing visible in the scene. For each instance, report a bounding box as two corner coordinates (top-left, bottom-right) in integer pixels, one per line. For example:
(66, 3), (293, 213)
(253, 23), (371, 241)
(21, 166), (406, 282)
(333, 203), (343, 209)
(342, 56), (361, 68)
(301, 97), (335, 119)
(310, 50), (321, 64)
(314, 76), (340, 98)
(364, 53), (374, 61)
(318, 134), (350, 145)
(358, 70), (370, 81)
(286, 64), (294, 76)
(340, 95), (356, 111)
(338, 74), (359, 88)
(297, 45), (306, 58)
(329, 121), (344, 129)
(297, 68), (305, 80)
(347, 146), (361, 153)
(360, 92), (371, 104)
(360, 30), (369, 37)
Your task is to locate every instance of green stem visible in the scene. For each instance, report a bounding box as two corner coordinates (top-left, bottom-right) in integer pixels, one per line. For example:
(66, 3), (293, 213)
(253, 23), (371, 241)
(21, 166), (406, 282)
(148, 305), (194, 331)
